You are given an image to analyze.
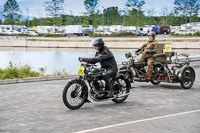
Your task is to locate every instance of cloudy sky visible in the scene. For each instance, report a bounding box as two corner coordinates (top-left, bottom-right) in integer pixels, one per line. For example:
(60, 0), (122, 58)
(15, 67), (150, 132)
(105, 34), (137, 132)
(0, 0), (195, 19)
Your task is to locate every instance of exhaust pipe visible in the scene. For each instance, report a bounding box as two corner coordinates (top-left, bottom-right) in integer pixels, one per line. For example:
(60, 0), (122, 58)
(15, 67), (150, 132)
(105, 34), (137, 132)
(134, 78), (148, 82)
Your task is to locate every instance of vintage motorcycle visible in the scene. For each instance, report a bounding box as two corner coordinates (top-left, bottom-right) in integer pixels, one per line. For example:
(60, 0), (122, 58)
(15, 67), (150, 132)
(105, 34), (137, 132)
(63, 63), (131, 110)
(119, 44), (195, 89)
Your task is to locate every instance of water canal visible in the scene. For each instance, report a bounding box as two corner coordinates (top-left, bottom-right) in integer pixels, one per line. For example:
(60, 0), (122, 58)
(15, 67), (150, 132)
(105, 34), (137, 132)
(0, 47), (200, 75)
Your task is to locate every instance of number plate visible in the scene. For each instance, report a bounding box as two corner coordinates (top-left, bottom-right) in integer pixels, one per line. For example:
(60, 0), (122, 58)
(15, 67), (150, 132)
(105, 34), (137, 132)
(165, 44), (172, 52)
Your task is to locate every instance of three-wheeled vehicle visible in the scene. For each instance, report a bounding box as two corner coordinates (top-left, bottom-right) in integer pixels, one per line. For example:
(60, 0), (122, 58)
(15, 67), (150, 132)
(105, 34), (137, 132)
(119, 43), (195, 89)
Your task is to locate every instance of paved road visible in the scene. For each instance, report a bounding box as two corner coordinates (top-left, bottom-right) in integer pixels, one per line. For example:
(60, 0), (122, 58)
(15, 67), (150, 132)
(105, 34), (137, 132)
(0, 62), (200, 133)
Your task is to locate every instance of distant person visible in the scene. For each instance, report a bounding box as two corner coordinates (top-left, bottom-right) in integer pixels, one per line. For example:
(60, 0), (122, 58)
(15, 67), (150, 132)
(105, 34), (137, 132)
(135, 32), (157, 80)
(78, 38), (118, 97)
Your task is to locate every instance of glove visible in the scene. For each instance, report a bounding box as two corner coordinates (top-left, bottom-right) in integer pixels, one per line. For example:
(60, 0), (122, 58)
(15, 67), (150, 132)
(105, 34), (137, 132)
(78, 57), (85, 62)
(135, 49), (140, 54)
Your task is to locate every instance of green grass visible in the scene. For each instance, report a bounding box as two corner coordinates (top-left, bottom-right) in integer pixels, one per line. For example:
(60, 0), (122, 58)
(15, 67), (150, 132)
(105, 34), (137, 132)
(0, 62), (69, 79)
(0, 62), (40, 79)
(89, 32), (137, 37)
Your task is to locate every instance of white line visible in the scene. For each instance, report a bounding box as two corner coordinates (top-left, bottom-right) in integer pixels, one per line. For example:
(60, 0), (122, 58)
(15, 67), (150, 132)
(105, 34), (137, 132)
(74, 109), (200, 133)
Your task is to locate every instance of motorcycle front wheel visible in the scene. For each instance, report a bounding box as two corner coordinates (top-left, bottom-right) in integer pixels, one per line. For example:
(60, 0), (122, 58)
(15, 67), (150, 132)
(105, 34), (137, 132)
(112, 76), (131, 103)
(62, 79), (87, 110)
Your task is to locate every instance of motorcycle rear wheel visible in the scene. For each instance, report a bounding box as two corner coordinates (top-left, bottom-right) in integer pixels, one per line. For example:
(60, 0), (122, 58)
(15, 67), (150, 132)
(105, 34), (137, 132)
(180, 67), (195, 89)
(151, 80), (160, 85)
(112, 76), (130, 103)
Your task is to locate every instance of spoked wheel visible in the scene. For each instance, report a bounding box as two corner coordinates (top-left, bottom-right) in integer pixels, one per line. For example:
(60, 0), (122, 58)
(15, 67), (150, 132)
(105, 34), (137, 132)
(112, 76), (130, 103)
(62, 79), (87, 110)
(180, 67), (195, 89)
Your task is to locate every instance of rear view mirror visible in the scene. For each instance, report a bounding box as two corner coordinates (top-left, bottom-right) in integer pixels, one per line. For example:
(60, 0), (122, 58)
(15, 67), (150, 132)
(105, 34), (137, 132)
(125, 52), (132, 59)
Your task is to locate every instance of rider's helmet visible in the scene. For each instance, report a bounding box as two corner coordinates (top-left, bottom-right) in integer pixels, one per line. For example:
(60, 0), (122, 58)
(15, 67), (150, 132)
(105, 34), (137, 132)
(148, 31), (156, 40)
(90, 38), (105, 49)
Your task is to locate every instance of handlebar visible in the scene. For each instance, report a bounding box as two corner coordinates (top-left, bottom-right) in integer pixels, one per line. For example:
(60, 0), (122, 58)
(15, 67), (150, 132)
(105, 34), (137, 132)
(81, 63), (97, 67)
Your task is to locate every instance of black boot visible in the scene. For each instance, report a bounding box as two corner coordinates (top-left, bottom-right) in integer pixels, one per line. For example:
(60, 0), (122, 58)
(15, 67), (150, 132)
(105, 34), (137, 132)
(106, 87), (114, 98)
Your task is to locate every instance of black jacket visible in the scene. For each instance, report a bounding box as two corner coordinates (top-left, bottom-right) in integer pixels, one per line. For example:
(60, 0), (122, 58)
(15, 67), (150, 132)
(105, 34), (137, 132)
(83, 46), (118, 71)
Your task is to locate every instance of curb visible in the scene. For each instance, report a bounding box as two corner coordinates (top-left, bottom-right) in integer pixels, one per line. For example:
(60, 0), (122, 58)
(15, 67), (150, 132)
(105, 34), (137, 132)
(0, 75), (78, 85)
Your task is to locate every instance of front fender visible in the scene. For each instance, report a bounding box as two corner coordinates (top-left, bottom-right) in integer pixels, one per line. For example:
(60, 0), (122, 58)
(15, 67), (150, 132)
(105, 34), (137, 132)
(68, 78), (88, 99)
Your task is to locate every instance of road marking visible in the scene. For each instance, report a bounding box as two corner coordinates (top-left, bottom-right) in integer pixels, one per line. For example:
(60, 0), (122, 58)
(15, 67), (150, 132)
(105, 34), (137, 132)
(74, 109), (200, 133)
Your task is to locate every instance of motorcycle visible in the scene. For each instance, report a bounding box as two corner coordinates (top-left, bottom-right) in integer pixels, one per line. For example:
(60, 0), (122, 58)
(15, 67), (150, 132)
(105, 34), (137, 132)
(119, 47), (195, 89)
(63, 63), (131, 110)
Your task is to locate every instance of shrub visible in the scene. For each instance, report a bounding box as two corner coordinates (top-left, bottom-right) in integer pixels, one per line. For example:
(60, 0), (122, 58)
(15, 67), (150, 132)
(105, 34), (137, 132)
(0, 62), (40, 79)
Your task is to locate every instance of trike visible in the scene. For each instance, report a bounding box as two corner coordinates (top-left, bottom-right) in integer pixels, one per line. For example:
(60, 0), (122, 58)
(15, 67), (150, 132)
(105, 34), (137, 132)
(119, 43), (195, 89)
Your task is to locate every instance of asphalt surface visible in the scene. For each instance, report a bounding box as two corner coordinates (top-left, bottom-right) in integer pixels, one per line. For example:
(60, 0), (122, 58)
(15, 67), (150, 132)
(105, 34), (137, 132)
(0, 62), (200, 133)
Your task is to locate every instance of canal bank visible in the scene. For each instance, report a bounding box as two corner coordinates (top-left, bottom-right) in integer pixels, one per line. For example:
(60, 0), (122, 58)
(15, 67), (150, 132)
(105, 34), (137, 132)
(0, 37), (200, 49)
(0, 75), (78, 85)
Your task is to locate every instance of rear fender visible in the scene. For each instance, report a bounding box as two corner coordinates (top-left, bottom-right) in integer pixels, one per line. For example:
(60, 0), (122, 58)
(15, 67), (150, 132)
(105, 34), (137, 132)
(178, 65), (195, 80)
(114, 73), (131, 88)
(119, 69), (133, 83)
(189, 66), (195, 81)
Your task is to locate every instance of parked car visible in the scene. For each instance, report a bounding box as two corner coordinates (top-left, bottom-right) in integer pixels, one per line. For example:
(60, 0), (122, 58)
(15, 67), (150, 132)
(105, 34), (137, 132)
(137, 30), (147, 36)
(174, 29), (186, 35)
(21, 29), (39, 36)
(186, 29), (198, 35)
(104, 31), (113, 35)
(160, 26), (170, 34)
(175, 29), (198, 35)
(0, 29), (20, 35)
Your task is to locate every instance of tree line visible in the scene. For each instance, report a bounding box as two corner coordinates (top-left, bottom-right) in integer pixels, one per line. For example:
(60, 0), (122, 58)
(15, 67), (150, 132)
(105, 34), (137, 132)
(1, 0), (200, 27)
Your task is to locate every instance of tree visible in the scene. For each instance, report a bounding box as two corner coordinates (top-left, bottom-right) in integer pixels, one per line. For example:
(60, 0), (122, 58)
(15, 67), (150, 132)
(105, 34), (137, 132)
(126, 0), (145, 11)
(84, 0), (99, 26)
(103, 7), (121, 25)
(44, 0), (64, 26)
(84, 0), (99, 15)
(145, 9), (157, 25)
(126, 0), (145, 26)
(3, 0), (21, 25)
(174, 0), (200, 23)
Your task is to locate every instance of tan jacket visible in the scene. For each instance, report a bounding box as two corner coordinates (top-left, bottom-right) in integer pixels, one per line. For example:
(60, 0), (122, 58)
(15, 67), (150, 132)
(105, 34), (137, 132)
(140, 40), (157, 51)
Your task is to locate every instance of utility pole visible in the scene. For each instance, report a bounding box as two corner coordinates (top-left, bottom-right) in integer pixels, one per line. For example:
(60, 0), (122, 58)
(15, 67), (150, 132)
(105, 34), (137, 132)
(26, 9), (29, 27)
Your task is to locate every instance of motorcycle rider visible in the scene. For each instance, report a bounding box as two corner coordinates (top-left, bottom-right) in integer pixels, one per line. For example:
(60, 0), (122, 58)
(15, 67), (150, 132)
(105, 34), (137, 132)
(135, 32), (157, 80)
(78, 38), (118, 98)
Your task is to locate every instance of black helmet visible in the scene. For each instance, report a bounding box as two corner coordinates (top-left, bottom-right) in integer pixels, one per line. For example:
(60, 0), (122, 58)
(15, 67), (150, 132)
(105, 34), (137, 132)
(90, 37), (105, 47)
(148, 32), (156, 39)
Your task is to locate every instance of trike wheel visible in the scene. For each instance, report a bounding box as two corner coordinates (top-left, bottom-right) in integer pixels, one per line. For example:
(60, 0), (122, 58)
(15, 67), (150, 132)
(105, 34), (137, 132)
(112, 77), (130, 103)
(62, 79), (87, 110)
(151, 80), (160, 85)
(180, 67), (195, 89)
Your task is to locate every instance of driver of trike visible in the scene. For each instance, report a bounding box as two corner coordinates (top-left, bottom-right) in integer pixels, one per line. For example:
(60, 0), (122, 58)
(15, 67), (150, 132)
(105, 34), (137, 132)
(78, 37), (118, 97)
(135, 32), (157, 80)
